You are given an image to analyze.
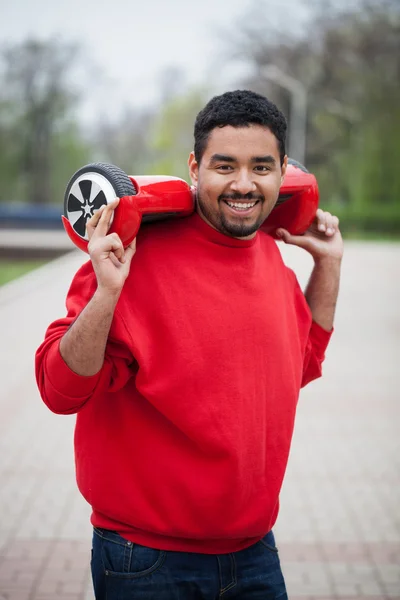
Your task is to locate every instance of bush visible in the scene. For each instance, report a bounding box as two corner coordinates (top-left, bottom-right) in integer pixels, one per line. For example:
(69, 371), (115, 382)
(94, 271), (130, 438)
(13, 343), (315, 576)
(322, 202), (400, 239)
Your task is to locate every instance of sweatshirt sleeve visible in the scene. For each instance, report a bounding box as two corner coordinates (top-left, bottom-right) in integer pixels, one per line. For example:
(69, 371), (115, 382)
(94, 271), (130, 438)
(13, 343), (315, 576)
(35, 261), (135, 415)
(301, 320), (333, 388)
(286, 267), (333, 388)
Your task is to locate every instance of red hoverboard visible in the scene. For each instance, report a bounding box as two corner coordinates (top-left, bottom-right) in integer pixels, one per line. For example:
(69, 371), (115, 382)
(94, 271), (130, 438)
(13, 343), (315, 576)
(62, 159), (319, 253)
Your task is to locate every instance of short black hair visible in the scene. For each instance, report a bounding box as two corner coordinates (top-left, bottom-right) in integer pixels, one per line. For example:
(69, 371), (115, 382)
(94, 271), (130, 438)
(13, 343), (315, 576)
(194, 90), (287, 165)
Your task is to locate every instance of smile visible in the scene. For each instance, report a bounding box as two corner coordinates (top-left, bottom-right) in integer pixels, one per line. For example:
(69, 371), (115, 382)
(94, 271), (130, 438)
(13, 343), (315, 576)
(224, 200), (259, 212)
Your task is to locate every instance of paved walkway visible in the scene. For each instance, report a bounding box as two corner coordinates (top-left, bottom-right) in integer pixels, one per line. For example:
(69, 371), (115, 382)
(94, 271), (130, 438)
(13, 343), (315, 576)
(0, 229), (73, 252)
(0, 229), (74, 259)
(0, 242), (399, 600)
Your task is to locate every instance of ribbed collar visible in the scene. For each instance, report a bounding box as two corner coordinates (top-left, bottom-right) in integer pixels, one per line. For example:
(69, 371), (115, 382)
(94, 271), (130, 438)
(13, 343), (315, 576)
(188, 211), (259, 248)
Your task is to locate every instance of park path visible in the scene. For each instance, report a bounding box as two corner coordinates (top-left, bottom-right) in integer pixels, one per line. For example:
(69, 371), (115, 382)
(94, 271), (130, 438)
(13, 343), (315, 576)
(0, 242), (399, 600)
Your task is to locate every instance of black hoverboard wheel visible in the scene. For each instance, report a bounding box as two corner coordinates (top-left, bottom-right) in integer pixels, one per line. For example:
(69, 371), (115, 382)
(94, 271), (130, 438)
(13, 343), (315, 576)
(64, 162), (137, 241)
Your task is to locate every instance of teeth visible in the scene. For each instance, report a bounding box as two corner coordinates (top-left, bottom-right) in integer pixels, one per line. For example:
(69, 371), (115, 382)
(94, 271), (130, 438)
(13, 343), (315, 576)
(226, 202), (256, 209)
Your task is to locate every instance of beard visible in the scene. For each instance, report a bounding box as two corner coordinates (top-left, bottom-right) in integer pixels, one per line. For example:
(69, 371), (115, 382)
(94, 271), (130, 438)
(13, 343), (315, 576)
(196, 191), (266, 238)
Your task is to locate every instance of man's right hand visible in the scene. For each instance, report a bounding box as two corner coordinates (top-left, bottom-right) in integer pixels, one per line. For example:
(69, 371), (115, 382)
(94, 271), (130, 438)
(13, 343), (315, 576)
(86, 199), (136, 296)
(59, 199), (136, 376)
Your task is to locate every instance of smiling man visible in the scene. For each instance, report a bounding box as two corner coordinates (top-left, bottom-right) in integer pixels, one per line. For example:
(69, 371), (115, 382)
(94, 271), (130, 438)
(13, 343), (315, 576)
(36, 90), (343, 599)
(191, 124), (286, 240)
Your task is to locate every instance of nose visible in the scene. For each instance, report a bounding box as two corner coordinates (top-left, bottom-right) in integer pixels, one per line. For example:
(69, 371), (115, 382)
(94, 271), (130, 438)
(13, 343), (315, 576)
(230, 169), (256, 195)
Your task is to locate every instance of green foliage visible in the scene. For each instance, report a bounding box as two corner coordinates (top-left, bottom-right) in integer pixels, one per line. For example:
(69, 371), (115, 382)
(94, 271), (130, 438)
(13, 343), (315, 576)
(2, 2), (398, 242)
(92, 89), (208, 182)
(0, 38), (90, 204)
(323, 202), (400, 238)
(49, 123), (91, 204)
(230, 0), (400, 236)
(149, 89), (208, 181)
(92, 109), (157, 176)
(0, 98), (22, 201)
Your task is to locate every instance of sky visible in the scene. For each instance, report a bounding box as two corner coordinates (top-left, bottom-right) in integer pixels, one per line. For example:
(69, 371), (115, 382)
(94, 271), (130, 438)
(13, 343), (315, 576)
(0, 0), (252, 121)
(0, 0), (314, 124)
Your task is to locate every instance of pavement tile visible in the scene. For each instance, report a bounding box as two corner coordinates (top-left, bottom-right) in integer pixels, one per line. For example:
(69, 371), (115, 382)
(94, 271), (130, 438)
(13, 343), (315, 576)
(0, 244), (399, 599)
(0, 586), (31, 600)
(33, 596), (81, 600)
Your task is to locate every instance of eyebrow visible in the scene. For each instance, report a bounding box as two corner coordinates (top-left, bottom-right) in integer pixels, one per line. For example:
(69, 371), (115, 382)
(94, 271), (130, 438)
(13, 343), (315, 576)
(209, 154), (236, 163)
(209, 154), (276, 165)
(252, 155), (276, 164)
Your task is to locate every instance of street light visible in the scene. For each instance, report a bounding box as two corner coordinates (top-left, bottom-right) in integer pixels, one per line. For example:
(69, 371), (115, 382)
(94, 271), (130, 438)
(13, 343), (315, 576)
(258, 65), (307, 165)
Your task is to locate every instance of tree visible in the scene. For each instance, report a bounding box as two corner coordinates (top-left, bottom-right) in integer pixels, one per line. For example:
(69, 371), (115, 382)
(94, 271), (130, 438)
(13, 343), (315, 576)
(149, 89), (208, 181)
(92, 77), (208, 182)
(225, 0), (400, 233)
(92, 107), (156, 176)
(0, 38), (90, 204)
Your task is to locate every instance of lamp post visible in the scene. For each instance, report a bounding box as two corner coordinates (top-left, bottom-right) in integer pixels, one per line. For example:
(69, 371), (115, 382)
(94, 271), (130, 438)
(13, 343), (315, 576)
(259, 65), (307, 165)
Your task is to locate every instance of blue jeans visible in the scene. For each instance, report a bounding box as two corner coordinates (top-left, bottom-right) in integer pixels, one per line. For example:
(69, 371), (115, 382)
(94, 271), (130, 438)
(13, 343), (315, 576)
(91, 527), (288, 599)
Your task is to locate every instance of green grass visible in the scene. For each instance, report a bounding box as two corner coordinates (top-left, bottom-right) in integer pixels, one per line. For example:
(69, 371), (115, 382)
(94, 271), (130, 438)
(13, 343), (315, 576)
(0, 260), (48, 286)
(342, 231), (400, 241)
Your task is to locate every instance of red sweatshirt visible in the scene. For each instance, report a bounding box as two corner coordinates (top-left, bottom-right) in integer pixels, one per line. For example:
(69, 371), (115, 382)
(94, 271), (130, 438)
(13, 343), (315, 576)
(35, 212), (332, 554)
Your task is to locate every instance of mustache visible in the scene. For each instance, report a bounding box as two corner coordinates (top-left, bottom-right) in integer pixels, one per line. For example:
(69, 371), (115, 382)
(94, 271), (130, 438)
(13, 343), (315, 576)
(219, 192), (264, 202)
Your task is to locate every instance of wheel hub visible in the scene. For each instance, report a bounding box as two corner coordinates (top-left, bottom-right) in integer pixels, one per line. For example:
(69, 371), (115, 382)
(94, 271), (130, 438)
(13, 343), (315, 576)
(66, 176), (114, 239)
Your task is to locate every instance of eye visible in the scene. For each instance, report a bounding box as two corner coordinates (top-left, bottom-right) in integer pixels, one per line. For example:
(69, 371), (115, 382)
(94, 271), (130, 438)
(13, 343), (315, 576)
(254, 165), (271, 172)
(216, 165), (234, 171)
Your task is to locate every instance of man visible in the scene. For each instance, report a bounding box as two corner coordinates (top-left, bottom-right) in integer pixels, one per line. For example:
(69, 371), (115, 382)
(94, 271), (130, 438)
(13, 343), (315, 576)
(36, 90), (343, 599)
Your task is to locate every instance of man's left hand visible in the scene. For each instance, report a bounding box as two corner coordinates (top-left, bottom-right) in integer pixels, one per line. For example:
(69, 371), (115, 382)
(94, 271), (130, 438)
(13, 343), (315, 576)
(276, 209), (344, 262)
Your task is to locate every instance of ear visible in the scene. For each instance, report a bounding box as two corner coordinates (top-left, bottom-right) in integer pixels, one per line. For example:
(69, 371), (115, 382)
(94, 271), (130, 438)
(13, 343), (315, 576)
(188, 151), (199, 186)
(280, 155), (288, 184)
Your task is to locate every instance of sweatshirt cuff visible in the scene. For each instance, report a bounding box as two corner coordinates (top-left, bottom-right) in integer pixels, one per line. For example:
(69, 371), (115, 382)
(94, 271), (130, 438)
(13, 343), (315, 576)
(309, 321), (333, 358)
(45, 340), (101, 398)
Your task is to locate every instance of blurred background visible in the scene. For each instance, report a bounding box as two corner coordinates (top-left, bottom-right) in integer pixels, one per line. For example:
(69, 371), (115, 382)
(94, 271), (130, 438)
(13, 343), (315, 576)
(0, 1), (399, 599)
(0, 0), (399, 278)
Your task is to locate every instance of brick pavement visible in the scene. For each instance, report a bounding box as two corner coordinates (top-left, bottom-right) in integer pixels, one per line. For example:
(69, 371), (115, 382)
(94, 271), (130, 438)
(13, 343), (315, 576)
(0, 243), (399, 599)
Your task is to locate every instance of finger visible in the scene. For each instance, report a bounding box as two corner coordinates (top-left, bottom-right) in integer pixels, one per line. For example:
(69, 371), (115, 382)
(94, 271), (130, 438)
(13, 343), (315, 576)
(276, 228), (296, 244)
(108, 233), (125, 262)
(90, 233), (125, 262)
(124, 239), (137, 263)
(276, 228), (315, 251)
(86, 204), (106, 240)
(316, 210), (328, 233)
(108, 251), (122, 268)
(329, 215), (339, 233)
(324, 213), (337, 236)
(91, 199), (120, 239)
